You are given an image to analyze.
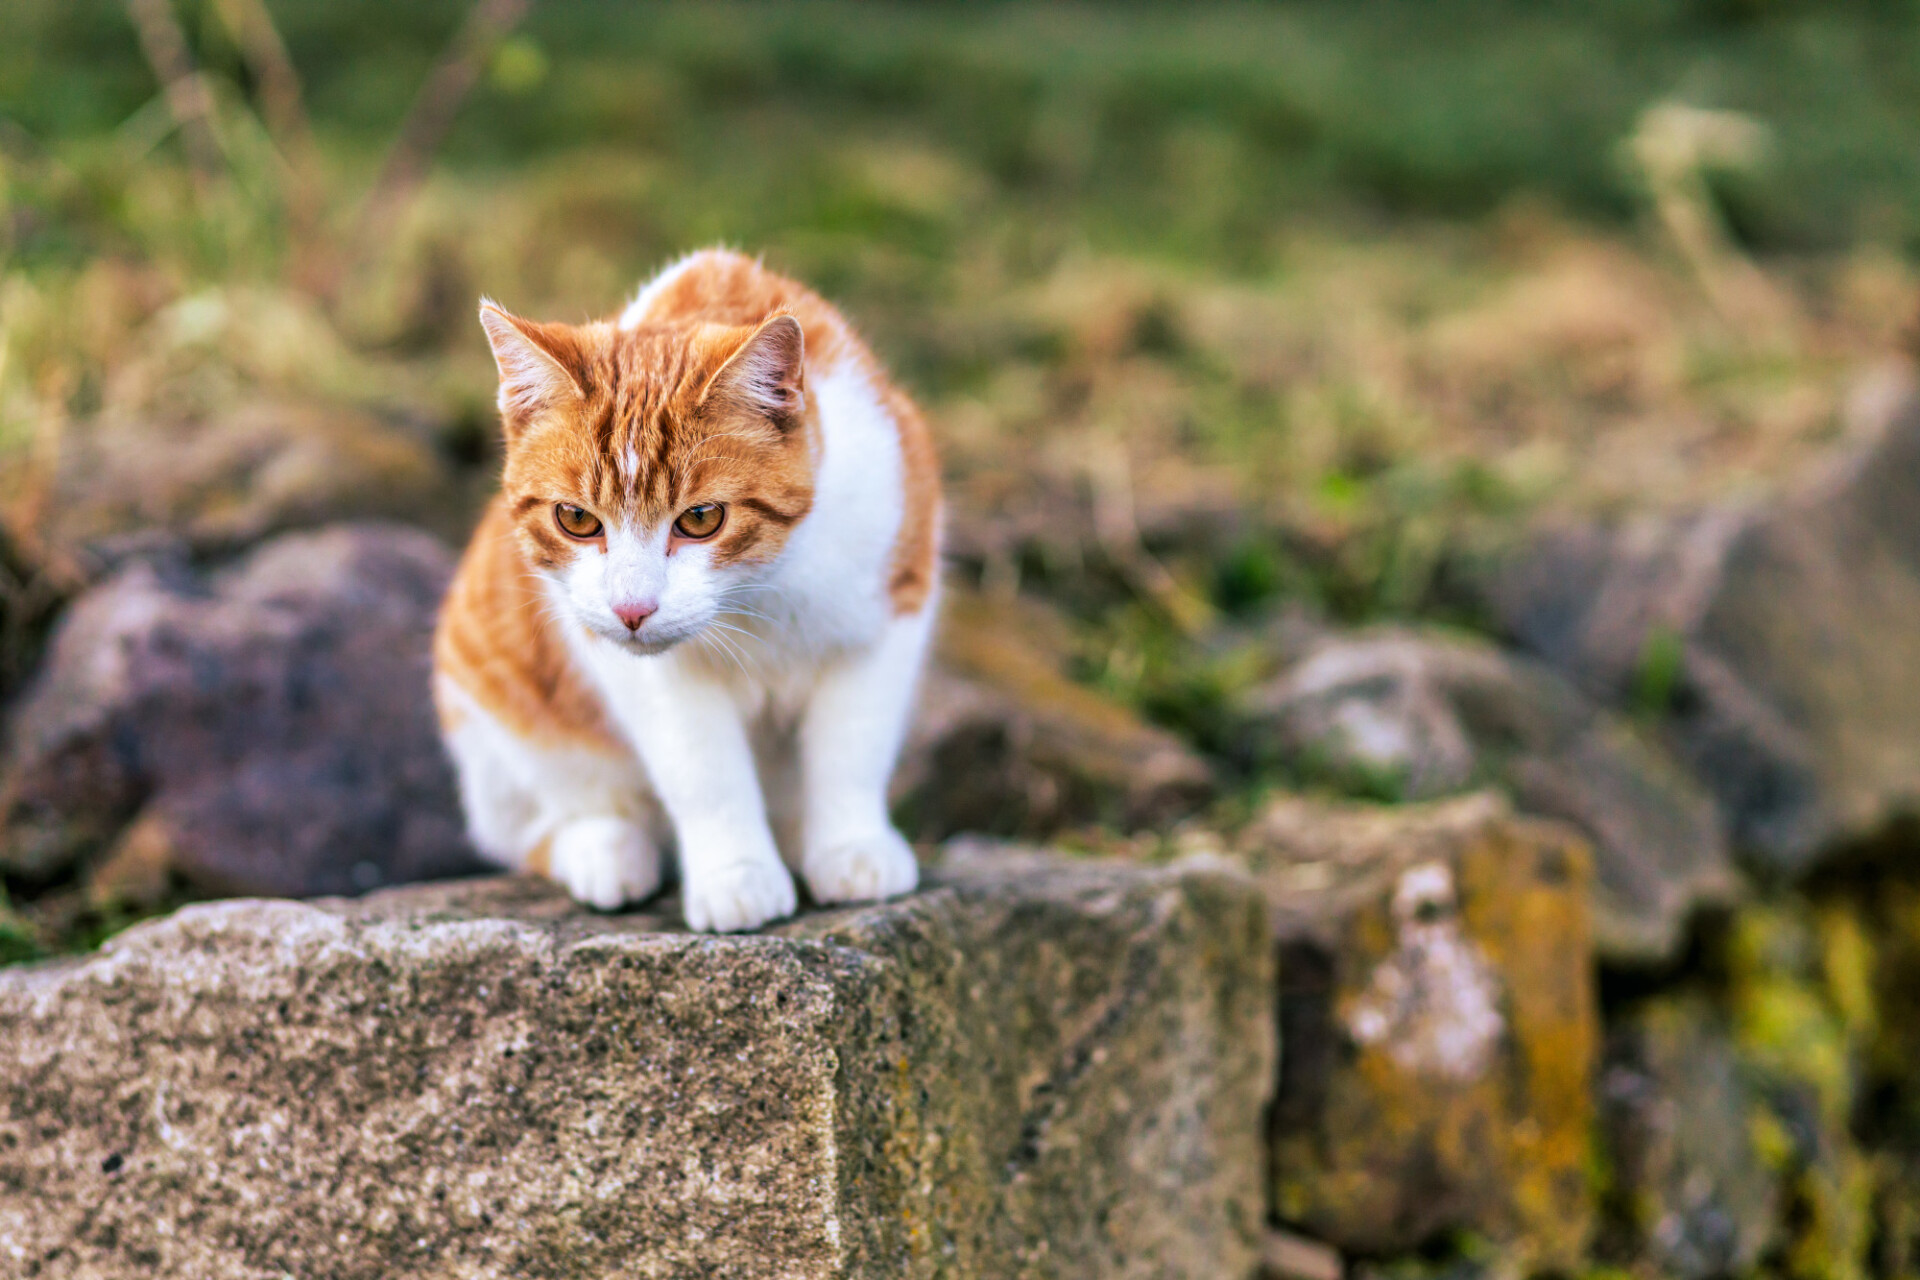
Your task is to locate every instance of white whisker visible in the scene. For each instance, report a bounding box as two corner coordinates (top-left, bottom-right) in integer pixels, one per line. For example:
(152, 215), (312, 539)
(697, 625), (752, 681)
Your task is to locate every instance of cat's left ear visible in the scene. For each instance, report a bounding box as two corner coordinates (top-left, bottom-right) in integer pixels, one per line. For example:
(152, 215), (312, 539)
(707, 314), (805, 429)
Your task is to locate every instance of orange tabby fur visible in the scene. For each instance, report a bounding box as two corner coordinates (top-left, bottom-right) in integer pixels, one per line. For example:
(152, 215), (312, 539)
(432, 249), (941, 930)
(434, 250), (938, 750)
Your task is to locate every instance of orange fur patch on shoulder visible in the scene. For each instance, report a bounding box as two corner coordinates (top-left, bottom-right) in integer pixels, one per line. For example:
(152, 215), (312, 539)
(883, 382), (941, 614)
(626, 249), (857, 372)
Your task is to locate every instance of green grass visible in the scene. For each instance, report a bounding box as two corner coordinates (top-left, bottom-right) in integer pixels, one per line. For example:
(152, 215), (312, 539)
(8, 0), (1920, 278)
(2, 1), (1912, 738)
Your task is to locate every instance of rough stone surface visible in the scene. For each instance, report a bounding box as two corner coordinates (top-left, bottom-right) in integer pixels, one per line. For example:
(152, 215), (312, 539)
(895, 589), (1216, 839)
(1238, 626), (1735, 962)
(1599, 901), (1881, 1280)
(1599, 998), (1781, 1279)
(0, 523), (483, 896)
(1490, 379), (1920, 873)
(0, 844), (1274, 1279)
(1247, 792), (1597, 1268)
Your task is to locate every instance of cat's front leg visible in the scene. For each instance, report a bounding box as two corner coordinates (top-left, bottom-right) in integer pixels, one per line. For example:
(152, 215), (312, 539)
(609, 654), (797, 932)
(797, 605), (934, 905)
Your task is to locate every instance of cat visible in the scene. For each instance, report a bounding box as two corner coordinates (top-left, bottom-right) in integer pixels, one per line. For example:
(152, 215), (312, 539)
(432, 248), (941, 932)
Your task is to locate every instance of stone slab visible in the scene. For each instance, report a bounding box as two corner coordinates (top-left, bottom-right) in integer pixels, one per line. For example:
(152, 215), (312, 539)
(0, 844), (1273, 1280)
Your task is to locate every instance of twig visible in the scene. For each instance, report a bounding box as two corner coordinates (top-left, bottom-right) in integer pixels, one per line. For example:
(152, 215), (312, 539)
(123, 0), (225, 193)
(347, 0), (534, 265)
(1629, 102), (1797, 349)
(208, 0), (311, 154)
(1083, 438), (1215, 634)
(207, 0), (326, 276)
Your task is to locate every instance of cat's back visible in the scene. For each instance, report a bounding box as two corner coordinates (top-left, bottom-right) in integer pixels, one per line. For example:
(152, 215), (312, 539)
(618, 249), (863, 371)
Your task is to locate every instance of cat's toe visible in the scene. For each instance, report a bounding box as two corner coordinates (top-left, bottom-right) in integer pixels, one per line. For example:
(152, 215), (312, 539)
(549, 816), (662, 912)
(804, 828), (920, 905)
(683, 855), (797, 933)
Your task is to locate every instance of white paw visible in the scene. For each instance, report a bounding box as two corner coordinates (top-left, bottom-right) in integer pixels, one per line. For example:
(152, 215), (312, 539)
(548, 816), (663, 912)
(682, 846), (797, 933)
(803, 827), (920, 905)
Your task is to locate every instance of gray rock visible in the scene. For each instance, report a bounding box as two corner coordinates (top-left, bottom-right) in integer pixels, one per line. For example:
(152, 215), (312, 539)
(32, 396), (452, 564)
(1490, 379), (1920, 874)
(0, 523), (483, 896)
(1599, 999), (1780, 1280)
(1246, 793), (1598, 1269)
(0, 845), (1274, 1279)
(1238, 627), (1736, 962)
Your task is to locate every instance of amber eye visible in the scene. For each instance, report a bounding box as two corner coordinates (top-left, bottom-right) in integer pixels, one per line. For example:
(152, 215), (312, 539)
(554, 503), (603, 540)
(673, 503), (725, 540)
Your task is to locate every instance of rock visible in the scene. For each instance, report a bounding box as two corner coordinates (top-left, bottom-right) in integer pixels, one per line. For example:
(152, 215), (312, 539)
(13, 397), (451, 568)
(1719, 904), (1876, 1280)
(1599, 999), (1781, 1278)
(896, 589), (1216, 839)
(1237, 626), (1736, 963)
(1249, 792), (1597, 1269)
(0, 282), (461, 574)
(1489, 378), (1920, 873)
(1261, 1229), (1343, 1280)
(0, 523), (482, 896)
(0, 844), (1275, 1279)
(1601, 902), (1879, 1280)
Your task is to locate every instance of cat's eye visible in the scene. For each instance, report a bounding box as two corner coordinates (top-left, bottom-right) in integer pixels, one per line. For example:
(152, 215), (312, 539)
(554, 503), (603, 540)
(674, 503), (725, 540)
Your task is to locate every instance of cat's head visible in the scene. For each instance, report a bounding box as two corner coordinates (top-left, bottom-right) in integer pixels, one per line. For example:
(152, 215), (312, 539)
(479, 299), (815, 655)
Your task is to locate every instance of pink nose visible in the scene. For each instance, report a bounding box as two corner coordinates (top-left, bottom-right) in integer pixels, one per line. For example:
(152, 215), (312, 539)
(613, 601), (657, 631)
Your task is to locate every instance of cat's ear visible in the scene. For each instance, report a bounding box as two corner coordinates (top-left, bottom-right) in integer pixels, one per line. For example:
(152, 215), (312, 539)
(706, 314), (805, 429)
(478, 299), (588, 425)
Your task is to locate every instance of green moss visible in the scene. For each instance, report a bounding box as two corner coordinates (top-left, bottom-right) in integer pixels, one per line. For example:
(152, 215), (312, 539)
(1268, 801), (1596, 1269)
(1629, 625), (1686, 724)
(1729, 906), (1856, 1127)
(1719, 901), (1877, 1280)
(1817, 905), (1879, 1046)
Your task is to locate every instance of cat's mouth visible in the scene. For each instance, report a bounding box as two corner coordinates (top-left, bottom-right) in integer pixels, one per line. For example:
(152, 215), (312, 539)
(592, 616), (699, 657)
(609, 628), (686, 656)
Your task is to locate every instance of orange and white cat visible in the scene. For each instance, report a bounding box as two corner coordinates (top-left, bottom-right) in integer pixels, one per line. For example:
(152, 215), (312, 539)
(433, 249), (940, 932)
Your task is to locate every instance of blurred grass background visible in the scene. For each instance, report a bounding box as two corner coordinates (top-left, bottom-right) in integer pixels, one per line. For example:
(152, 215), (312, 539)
(1, 0), (1916, 758)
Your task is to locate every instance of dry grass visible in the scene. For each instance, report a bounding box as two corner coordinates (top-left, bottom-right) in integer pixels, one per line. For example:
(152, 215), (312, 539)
(0, 0), (1916, 762)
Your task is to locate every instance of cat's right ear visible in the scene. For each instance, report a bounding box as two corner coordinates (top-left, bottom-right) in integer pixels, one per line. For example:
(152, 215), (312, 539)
(479, 299), (587, 429)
